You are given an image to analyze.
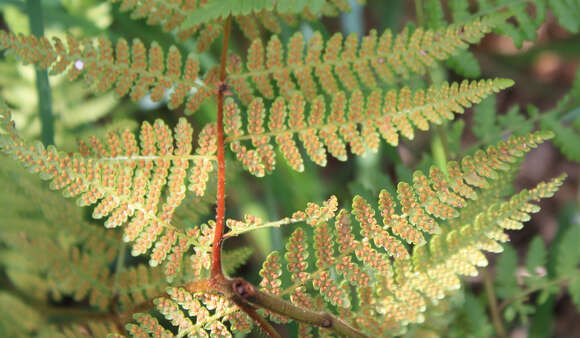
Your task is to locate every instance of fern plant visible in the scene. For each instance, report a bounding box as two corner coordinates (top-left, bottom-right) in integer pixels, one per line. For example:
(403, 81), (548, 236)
(0, 0), (578, 337)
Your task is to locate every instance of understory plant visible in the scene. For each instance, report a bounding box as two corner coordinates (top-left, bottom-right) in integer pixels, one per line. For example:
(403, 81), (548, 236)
(1, 0), (579, 337)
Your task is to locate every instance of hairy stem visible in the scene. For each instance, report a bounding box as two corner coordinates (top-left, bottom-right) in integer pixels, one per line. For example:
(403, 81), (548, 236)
(211, 15), (232, 279)
(27, 0), (54, 146)
(483, 269), (507, 338)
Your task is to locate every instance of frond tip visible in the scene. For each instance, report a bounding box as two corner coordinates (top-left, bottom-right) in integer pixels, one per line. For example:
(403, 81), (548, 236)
(225, 78), (513, 176)
(0, 106), (216, 272)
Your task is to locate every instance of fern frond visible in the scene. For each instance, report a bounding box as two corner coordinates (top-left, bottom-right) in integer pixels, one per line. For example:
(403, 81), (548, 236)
(0, 107), (216, 273)
(540, 110), (580, 161)
(433, 0), (580, 48)
(0, 164), (177, 315)
(2, 216), (117, 311)
(549, 0), (580, 33)
(229, 16), (500, 100)
(116, 265), (168, 309)
(556, 225), (580, 311)
(41, 321), (122, 337)
(225, 196), (338, 239)
(3, 222), (168, 314)
(222, 246), (254, 275)
(127, 288), (251, 337)
(423, 0), (580, 76)
(126, 313), (173, 337)
(250, 131), (564, 333)
(110, 0), (209, 43)
(0, 32), (216, 114)
(111, 0), (356, 52)
(0, 292), (44, 337)
(470, 68), (580, 161)
(111, 0), (287, 50)
(181, 0), (331, 29)
(493, 228), (580, 321)
(224, 78), (513, 176)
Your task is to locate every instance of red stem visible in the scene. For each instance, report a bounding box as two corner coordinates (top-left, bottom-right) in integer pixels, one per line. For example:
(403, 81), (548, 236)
(211, 16), (232, 279)
(206, 16), (281, 338)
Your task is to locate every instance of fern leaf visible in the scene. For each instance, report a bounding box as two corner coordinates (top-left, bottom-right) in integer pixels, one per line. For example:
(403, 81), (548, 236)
(0, 176), (172, 317)
(471, 70), (580, 162)
(120, 0), (346, 51)
(540, 114), (580, 161)
(188, 223), (216, 280)
(112, 0), (348, 52)
(129, 288), (250, 337)
(0, 32), (215, 114)
(117, 264), (168, 308)
(453, 293), (495, 337)
(230, 17), (499, 99)
(111, 0), (211, 45)
(0, 107), (216, 272)
(110, 0), (244, 51)
(224, 79), (513, 176)
(556, 224), (580, 311)
(3, 218), (118, 310)
(524, 236), (549, 289)
(495, 245), (520, 299)
(472, 96), (502, 140)
(0, 292), (43, 336)
(251, 131), (564, 332)
(494, 2), (543, 48)
(260, 252), (284, 298)
(127, 313), (173, 337)
(42, 321), (122, 337)
(424, 0), (445, 29)
(181, 0), (274, 28)
(549, 0), (580, 33)
(446, 50), (481, 78)
(424, 0), (480, 78)
(181, 0), (331, 29)
(445, 0), (580, 48)
(223, 246), (254, 275)
(259, 252), (289, 323)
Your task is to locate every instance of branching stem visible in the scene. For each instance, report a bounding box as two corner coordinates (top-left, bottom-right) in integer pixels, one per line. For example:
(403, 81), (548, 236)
(229, 278), (367, 338)
(205, 13), (369, 338)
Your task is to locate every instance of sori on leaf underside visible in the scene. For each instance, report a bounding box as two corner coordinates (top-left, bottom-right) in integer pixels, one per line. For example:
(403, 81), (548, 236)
(0, 0), (575, 335)
(0, 73), (513, 274)
(0, 100), (567, 336)
(0, 14), (502, 115)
